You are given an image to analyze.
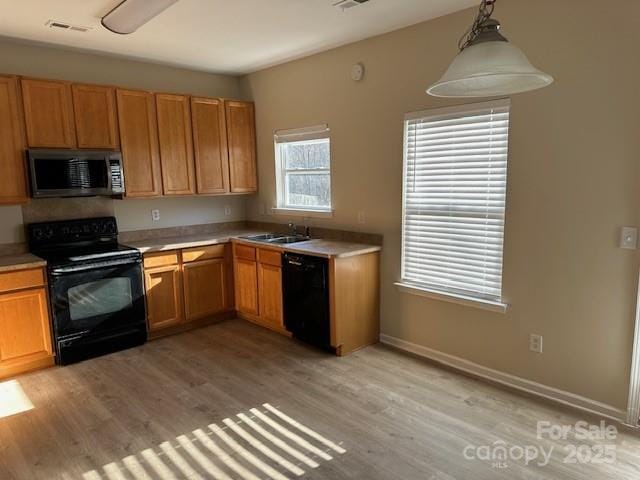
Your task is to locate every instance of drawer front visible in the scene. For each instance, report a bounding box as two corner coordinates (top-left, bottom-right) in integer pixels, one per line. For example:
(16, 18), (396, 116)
(144, 251), (180, 268)
(257, 248), (281, 267)
(182, 244), (226, 263)
(234, 244), (256, 261)
(0, 268), (45, 292)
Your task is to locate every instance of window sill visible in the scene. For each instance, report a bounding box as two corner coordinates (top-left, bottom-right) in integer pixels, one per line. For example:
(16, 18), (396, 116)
(394, 282), (508, 314)
(272, 207), (334, 219)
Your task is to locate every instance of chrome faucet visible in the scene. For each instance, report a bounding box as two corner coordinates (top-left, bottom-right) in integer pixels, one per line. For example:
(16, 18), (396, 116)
(288, 222), (298, 236)
(304, 225), (311, 238)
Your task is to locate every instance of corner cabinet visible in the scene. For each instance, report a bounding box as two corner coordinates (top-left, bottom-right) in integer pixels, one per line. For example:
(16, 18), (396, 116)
(0, 76), (29, 204)
(156, 93), (196, 196)
(21, 78), (76, 148)
(116, 89), (164, 197)
(0, 267), (54, 379)
(226, 101), (258, 193)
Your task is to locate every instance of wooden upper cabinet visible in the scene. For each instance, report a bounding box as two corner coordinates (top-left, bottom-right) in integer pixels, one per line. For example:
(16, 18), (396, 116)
(116, 89), (163, 198)
(0, 76), (28, 204)
(226, 100), (257, 193)
(21, 78), (76, 148)
(72, 84), (119, 149)
(156, 94), (196, 195)
(191, 97), (230, 194)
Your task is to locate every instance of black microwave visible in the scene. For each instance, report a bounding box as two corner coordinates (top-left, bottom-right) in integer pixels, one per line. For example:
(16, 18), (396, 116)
(27, 149), (125, 198)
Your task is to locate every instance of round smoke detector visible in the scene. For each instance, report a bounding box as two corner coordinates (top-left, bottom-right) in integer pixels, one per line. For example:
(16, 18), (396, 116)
(351, 63), (365, 82)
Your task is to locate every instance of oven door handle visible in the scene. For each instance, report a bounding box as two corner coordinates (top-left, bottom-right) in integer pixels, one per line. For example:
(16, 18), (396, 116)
(50, 258), (141, 275)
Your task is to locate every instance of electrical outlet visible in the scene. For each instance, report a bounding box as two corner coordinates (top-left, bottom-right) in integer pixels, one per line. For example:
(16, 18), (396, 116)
(620, 226), (638, 250)
(358, 211), (366, 224)
(224, 205), (232, 216)
(151, 209), (160, 222)
(529, 334), (543, 353)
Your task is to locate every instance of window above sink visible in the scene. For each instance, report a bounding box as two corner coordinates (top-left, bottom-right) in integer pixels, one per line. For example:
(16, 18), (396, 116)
(273, 124), (334, 218)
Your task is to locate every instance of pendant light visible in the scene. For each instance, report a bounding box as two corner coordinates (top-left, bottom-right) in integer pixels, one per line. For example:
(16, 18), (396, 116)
(427, 0), (553, 97)
(102, 0), (179, 35)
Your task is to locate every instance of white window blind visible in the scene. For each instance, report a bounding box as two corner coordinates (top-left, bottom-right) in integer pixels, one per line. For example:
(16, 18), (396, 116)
(401, 99), (510, 302)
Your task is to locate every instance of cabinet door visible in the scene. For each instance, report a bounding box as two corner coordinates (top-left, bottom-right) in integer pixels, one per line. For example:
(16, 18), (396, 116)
(191, 97), (230, 194)
(0, 76), (28, 205)
(116, 89), (163, 197)
(234, 258), (259, 316)
(156, 94), (196, 195)
(0, 287), (53, 375)
(72, 84), (119, 149)
(258, 262), (283, 329)
(21, 78), (76, 148)
(226, 101), (257, 193)
(144, 265), (184, 331)
(183, 259), (227, 321)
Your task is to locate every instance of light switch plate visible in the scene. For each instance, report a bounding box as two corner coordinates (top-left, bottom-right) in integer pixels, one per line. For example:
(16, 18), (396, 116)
(358, 211), (366, 224)
(224, 205), (232, 216)
(151, 209), (160, 222)
(620, 227), (638, 250)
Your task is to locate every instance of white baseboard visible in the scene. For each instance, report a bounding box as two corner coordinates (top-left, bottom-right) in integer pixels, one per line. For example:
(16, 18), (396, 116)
(379, 334), (628, 424)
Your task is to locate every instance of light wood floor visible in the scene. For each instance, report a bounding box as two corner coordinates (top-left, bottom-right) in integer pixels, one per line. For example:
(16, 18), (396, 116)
(0, 319), (639, 480)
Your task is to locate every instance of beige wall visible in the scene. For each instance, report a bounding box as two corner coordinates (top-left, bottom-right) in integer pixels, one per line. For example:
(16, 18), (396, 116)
(242, 0), (640, 409)
(0, 37), (247, 244)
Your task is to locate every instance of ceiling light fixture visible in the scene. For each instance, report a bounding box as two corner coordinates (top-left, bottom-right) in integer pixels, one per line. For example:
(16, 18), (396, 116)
(101, 0), (179, 35)
(427, 0), (553, 97)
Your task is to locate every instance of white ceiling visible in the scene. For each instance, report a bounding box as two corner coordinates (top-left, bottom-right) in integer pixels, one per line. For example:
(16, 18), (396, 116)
(0, 0), (477, 75)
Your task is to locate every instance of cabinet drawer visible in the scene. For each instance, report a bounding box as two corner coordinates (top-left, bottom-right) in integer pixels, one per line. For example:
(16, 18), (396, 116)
(234, 244), (256, 261)
(182, 244), (226, 263)
(144, 251), (180, 268)
(0, 268), (45, 293)
(257, 248), (281, 267)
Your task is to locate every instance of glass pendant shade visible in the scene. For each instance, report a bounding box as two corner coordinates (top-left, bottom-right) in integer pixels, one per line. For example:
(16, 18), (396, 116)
(427, 38), (554, 98)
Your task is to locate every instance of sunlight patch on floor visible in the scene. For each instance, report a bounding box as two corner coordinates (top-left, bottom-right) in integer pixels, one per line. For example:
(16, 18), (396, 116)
(82, 403), (346, 480)
(0, 379), (34, 419)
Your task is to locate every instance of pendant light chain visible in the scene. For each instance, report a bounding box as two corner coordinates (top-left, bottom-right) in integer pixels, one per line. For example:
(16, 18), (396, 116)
(458, 0), (496, 51)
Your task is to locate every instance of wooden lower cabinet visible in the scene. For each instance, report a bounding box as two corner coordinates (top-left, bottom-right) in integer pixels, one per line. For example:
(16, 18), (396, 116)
(143, 245), (233, 335)
(233, 244), (285, 334)
(234, 257), (259, 316)
(0, 268), (54, 379)
(144, 263), (184, 332)
(258, 262), (283, 330)
(184, 258), (227, 321)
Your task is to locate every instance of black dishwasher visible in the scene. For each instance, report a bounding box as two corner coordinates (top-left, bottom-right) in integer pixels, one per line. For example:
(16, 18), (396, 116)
(282, 253), (332, 351)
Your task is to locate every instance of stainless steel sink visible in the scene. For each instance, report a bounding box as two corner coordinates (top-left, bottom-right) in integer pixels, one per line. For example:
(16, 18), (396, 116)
(241, 233), (310, 244)
(241, 233), (283, 241)
(266, 236), (310, 244)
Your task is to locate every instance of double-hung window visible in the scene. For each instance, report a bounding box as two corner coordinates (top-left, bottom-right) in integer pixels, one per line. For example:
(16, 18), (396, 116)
(399, 99), (510, 310)
(274, 124), (332, 216)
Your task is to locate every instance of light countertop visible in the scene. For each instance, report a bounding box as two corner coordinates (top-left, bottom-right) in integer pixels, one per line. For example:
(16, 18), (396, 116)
(0, 253), (47, 273)
(125, 231), (381, 259)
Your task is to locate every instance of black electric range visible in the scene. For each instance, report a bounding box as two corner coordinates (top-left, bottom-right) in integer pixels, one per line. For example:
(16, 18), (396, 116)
(28, 217), (147, 365)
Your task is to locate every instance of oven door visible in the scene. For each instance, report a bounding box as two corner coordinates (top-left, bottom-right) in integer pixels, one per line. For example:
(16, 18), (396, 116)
(49, 258), (146, 340)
